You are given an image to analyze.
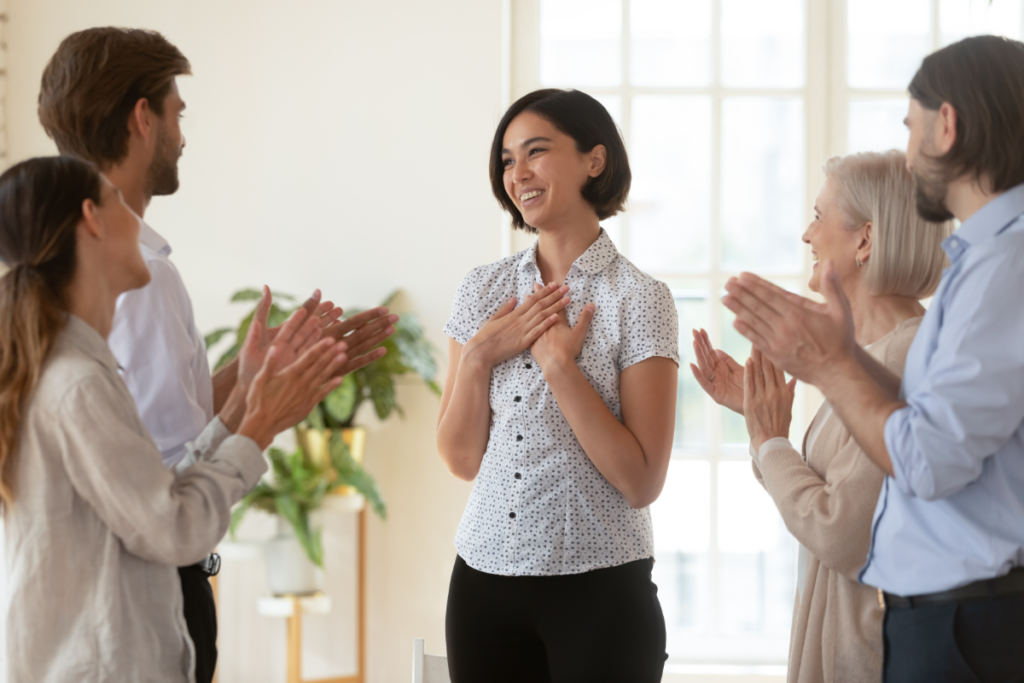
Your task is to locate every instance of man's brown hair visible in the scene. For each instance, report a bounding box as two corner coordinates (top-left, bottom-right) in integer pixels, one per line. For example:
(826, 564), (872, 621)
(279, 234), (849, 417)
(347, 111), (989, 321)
(908, 35), (1024, 191)
(38, 28), (191, 167)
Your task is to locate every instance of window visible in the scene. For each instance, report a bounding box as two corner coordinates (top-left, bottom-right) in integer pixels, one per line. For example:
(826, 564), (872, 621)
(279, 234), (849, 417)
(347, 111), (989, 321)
(509, 0), (1024, 669)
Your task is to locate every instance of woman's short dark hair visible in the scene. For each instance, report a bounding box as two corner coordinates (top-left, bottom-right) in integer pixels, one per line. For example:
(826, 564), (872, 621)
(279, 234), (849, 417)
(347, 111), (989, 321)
(908, 35), (1024, 191)
(489, 89), (630, 232)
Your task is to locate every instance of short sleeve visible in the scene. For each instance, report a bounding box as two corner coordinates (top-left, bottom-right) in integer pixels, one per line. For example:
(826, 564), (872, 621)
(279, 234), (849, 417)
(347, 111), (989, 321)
(442, 269), (479, 344)
(619, 280), (680, 370)
(442, 261), (517, 345)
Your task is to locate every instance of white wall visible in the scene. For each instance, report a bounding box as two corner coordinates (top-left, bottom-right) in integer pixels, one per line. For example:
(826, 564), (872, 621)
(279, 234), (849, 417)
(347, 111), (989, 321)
(5, 1), (506, 681)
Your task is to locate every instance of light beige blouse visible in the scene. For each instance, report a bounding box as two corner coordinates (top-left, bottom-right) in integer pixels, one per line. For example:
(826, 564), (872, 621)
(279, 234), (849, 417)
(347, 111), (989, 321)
(752, 317), (921, 683)
(2, 316), (267, 683)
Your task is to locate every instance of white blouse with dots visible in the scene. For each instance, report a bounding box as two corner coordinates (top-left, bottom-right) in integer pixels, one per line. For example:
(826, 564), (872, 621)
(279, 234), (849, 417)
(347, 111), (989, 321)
(444, 229), (680, 577)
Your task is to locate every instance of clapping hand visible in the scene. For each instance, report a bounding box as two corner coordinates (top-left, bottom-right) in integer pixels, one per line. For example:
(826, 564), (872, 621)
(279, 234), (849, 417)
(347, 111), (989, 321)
(238, 307), (349, 450)
(743, 348), (796, 453)
(237, 287), (344, 390)
(321, 306), (400, 377)
(723, 261), (856, 385)
(463, 283), (572, 369)
(689, 328), (746, 415)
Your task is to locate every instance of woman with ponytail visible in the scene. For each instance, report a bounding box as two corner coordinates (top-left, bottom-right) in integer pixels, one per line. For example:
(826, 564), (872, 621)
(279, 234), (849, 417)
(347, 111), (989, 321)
(0, 156), (349, 682)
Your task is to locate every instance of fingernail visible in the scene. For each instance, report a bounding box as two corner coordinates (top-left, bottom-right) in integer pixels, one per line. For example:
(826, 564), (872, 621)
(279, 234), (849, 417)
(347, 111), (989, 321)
(389, 314), (399, 322)
(312, 289), (321, 299)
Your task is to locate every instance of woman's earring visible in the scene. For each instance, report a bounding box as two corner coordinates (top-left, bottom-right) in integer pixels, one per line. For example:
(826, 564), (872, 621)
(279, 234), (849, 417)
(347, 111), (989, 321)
(856, 258), (863, 268)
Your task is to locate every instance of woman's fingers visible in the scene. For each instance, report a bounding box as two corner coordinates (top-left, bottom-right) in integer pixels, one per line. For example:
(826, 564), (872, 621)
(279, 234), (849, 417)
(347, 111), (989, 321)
(690, 362), (715, 395)
(572, 304), (596, 343)
(344, 327), (394, 360)
(335, 346), (388, 377)
(528, 284), (569, 314)
(525, 313), (560, 346)
(692, 337), (715, 379)
(276, 305), (313, 344)
(535, 295), (570, 324)
(487, 297), (517, 322)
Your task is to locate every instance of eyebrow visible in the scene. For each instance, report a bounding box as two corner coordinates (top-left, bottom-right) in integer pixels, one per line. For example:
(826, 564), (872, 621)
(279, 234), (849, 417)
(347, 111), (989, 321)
(501, 137), (552, 154)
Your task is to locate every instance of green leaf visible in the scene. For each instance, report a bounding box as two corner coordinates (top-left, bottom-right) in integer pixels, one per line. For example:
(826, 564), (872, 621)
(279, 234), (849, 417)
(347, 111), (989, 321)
(274, 494), (323, 567)
(328, 433), (386, 519)
(231, 288), (264, 302)
(204, 327), (234, 349)
(324, 375), (358, 424)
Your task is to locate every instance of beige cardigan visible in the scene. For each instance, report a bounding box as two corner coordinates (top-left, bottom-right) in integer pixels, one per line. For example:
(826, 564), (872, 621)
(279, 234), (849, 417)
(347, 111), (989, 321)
(753, 317), (921, 683)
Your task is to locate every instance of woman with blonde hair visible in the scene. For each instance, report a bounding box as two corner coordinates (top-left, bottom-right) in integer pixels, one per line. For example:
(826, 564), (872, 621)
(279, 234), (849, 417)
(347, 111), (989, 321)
(691, 150), (952, 683)
(0, 155), (348, 681)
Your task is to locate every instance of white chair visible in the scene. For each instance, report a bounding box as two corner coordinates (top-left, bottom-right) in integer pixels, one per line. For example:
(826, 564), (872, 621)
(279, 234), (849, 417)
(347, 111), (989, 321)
(412, 638), (451, 683)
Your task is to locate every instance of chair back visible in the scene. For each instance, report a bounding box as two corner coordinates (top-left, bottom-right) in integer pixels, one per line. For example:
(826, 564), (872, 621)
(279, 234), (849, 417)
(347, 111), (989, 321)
(412, 638), (451, 683)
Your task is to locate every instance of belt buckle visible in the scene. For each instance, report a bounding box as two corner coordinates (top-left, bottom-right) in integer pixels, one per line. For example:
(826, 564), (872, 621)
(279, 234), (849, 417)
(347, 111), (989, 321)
(201, 553), (221, 577)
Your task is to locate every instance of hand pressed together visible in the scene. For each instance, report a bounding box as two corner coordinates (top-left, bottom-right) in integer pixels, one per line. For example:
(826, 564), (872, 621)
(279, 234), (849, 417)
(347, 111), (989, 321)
(722, 261), (857, 385)
(237, 306), (349, 449)
(743, 348), (796, 453)
(689, 328), (745, 415)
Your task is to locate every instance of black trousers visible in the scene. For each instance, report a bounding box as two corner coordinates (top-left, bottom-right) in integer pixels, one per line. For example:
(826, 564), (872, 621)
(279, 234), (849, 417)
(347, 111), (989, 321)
(445, 555), (667, 683)
(178, 565), (218, 683)
(883, 594), (1024, 682)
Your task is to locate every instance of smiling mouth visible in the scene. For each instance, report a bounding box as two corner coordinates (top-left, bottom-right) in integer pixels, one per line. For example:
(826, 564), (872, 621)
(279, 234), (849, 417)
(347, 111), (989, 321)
(520, 190), (544, 203)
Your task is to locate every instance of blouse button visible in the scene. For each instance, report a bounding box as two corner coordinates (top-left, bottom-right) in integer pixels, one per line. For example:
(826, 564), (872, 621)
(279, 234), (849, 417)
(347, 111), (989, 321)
(516, 435), (523, 442)
(514, 396), (522, 402)
(509, 512), (516, 519)
(525, 363), (533, 369)
(514, 472), (522, 479)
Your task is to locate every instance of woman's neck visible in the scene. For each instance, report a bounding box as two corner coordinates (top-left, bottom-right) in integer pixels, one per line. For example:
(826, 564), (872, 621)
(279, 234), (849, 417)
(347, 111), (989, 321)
(64, 266), (120, 340)
(534, 214), (601, 285)
(848, 284), (925, 347)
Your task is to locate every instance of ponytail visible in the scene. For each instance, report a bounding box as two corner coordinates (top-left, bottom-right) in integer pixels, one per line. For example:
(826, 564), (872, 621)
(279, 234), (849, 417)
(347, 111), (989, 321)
(0, 156), (101, 508)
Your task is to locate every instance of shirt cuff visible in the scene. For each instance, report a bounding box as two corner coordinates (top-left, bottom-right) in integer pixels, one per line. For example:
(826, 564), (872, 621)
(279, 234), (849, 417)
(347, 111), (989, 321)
(173, 417), (232, 474)
(752, 437), (796, 468)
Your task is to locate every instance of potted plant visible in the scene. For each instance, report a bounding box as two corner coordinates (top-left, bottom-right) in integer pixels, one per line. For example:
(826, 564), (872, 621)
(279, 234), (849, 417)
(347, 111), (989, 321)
(209, 289), (440, 594)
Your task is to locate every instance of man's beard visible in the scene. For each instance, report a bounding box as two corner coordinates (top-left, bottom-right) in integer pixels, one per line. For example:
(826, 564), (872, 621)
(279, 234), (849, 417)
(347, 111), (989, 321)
(146, 123), (181, 197)
(913, 158), (955, 223)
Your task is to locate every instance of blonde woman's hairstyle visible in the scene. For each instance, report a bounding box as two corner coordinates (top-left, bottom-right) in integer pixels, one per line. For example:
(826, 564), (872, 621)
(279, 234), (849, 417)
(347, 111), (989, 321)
(0, 156), (100, 508)
(825, 150), (953, 299)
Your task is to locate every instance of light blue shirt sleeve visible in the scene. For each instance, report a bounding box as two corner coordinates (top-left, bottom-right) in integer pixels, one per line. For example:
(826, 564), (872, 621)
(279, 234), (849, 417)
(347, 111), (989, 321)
(885, 245), (1024, 501)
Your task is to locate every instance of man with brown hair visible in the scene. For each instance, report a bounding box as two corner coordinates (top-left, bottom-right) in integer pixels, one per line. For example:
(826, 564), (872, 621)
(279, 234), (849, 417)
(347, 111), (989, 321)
(723, 35), (1024, 681)
(38, 28), (397, 682)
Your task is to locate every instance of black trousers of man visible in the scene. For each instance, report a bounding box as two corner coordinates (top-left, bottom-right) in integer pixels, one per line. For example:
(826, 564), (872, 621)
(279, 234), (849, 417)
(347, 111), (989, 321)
(178, 564), (218, 683)
(883, 593), (1024, 682)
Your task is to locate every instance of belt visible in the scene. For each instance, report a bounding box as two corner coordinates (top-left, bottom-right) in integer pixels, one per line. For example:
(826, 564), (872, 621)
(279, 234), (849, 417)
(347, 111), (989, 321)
(883, 567), (1024, 609)
(195, 553), (221, 577)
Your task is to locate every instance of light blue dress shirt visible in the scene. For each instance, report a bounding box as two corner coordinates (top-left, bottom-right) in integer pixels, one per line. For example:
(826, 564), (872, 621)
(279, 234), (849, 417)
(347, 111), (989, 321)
(859, 183), (1024, 596)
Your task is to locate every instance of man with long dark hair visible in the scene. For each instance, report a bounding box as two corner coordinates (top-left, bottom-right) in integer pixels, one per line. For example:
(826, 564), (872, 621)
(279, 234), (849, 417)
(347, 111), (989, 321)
(722, 35), (1024, 681)
(38, 28), (398, 683)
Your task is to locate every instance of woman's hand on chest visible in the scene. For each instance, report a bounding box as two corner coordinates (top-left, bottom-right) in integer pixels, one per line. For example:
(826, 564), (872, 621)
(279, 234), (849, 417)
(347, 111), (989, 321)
(530, 283), (598, 377)
(462, 283), (570, 371)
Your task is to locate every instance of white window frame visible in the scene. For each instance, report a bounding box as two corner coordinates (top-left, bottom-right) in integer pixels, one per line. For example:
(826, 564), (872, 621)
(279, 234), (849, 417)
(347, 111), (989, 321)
(503, 0), (1022, 674)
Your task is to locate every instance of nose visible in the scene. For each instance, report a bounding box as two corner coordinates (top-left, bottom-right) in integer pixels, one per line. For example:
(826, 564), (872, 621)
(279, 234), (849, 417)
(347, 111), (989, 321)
(801, 224), (812, 244)
(512, 157), (532, 186)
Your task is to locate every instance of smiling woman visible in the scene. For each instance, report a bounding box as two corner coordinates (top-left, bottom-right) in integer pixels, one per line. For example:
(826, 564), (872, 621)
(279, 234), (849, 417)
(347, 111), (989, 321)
(436, 89), (679, 682)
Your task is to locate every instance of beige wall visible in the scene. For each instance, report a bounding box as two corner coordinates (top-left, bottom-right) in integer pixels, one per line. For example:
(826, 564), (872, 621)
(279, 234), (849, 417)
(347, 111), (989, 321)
(5, 1), (505, 681)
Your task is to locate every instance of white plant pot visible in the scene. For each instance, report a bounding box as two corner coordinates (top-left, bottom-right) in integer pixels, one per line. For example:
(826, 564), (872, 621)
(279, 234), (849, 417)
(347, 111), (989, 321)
(265, 517), (323, 596)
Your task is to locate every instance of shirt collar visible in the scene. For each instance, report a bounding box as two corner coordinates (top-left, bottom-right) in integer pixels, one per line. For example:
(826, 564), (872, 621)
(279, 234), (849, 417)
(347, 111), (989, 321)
(61, 315), (120, 373)
(517, 227), (619, 278)
(944, 182), (1024, 262)
(139, 220), (172, 257)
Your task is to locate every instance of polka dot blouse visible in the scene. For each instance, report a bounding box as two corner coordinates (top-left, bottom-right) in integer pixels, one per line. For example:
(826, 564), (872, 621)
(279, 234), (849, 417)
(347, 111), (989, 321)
(443, 229), (680, 577)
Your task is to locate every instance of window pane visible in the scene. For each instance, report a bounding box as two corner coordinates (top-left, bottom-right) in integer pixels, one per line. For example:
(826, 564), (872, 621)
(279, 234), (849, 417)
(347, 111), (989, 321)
(674, 291), (711, 449)
(591, 94), (623, 130)
(630, 95), (712, 273)
(717, 461), (798, 637)
(540, 0), (622, 87)
(848, 0), (931, 88)
(721, 97), (805, 273)
(941, 0), (1024, 45)
(653, 460), (712, 645)
(631, 0), (712, 87)
(848, 98), (910, 155)
(721, 0), (805, 88)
